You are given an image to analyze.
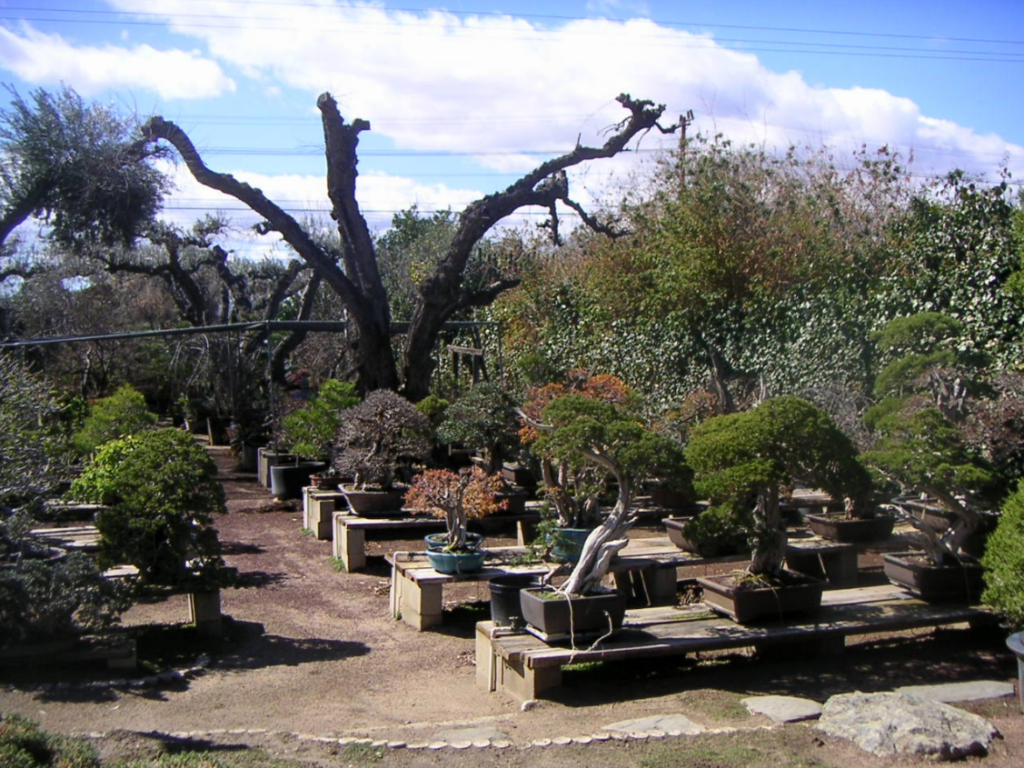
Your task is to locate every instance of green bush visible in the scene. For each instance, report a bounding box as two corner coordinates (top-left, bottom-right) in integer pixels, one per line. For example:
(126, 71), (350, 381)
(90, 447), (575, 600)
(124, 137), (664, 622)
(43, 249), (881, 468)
(982, 481), (1024, 629)
(0, 713), (99, 768)
(682, 503), (751, 558)
(437, 382), (521, 473)
(72, 384), (157, 456)
(69, 429), (227, 590)
(279, 379), (360, 460)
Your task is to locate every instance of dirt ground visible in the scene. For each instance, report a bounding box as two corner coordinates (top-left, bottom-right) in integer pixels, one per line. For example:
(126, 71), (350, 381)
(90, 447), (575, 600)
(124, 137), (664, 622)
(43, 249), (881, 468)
(2, 445), (1023, 767)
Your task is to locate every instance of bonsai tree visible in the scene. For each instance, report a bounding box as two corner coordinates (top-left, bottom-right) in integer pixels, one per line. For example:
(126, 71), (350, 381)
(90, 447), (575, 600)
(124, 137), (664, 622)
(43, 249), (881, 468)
(437, 382), (521, 474)
(686, 396), (871, 578)
(520, 371), (635, 529)
(863, 312), (997, 564)
(524, 394), (692, 595)
(71, 384), (157, 457)
(864, 406), (995, 564)
(404, 467), (507, 550)
(279, 379), (360, 461)
(982, 479), (1024, 628)
(69, 428), (229, 590)
(332, 390), (431, 490)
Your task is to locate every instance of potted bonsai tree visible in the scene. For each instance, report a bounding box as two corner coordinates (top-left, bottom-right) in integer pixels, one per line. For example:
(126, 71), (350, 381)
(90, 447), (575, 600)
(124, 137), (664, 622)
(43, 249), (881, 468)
(68, 428), (233, 635)
(685, 396), (869, 623)
(520, 372), (636, 560)
(518, 393), (691, 637)
(274, 379), (361, 496)
(333, 390), (432, 516)
(404, 466), (507, 574)
(437, 381), (528, 513)
(861, 312), (997, 601)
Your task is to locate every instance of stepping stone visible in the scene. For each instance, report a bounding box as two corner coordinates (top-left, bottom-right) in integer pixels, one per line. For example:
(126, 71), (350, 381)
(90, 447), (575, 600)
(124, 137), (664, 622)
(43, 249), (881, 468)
(817, 691), (999, 759)
(896, 680), (1015, 703)
(742, 695), (823, 723)
(431, 726), (506, 743)
(602, 715), (705, 735)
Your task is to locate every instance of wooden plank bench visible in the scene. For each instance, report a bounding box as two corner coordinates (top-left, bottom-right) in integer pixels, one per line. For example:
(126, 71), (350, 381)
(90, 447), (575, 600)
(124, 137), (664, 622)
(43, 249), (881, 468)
(332, 506), (545, 572)
(29, 525), (103, 553)
(388, 538), (746, 630)
(476, 583), (996, 701)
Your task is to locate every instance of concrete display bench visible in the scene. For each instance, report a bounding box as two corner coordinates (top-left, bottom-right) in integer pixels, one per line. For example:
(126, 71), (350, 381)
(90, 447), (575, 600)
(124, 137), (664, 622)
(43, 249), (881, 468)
(29, 525), (103, 553)
(388, 538), (725, 631)
(476, 583), (996, 701)
(303, 487), (348, 539)
(332, 507), (545, 573)
(785, 536), (859, 588)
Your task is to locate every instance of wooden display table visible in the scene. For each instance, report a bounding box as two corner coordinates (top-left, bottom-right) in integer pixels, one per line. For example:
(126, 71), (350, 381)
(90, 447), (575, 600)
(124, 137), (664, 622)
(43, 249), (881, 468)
(476, 583), (995, 701)
(785, 536), (859, 588)
(388, 538), (739, 630)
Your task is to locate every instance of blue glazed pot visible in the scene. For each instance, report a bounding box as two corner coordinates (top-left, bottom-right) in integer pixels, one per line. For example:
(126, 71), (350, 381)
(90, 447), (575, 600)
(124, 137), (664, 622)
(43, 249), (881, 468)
(426, 549), (486, 575)
(551, 527), (592, 563)
(424, 531), (484, 552)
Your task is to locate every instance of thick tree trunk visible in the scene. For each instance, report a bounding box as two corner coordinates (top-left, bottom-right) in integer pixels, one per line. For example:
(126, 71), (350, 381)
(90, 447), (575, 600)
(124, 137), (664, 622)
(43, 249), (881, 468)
(748, 485), (786, 576)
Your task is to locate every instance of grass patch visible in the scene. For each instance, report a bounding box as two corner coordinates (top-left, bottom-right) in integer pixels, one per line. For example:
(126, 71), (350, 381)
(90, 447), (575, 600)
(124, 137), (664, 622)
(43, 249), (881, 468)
(337, 743), (385, 765)
(299, 528), (315, 537)
(677, 689), (752, 722)
(639, 731), (826, 768)
(328, 556), (347, 572)
(562, 660), (606, 673)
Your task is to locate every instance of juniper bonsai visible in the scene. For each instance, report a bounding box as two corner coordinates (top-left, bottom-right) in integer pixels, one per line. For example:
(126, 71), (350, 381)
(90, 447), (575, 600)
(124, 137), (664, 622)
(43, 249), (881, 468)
(686, 396), (871, 578)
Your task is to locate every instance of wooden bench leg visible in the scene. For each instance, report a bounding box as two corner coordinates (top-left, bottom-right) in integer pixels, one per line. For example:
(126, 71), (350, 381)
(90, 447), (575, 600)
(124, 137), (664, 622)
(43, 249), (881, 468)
(644, 566), (679, 606)
(395, 573), (443, 630)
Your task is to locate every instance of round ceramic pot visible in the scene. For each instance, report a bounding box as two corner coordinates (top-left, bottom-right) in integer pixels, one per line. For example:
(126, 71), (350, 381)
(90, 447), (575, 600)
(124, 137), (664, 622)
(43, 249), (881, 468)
(425, 549), (486, 575)
(424, 531), (484, 552)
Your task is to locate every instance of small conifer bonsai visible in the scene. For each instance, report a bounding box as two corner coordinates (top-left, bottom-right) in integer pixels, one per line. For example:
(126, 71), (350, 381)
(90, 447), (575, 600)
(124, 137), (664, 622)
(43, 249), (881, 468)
(686, 396), (870, 579)
(280, 379), (360, 461)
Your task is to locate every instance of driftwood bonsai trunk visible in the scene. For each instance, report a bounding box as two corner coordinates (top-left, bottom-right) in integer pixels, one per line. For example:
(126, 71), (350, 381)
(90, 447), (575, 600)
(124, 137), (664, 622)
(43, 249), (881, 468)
(558, 473), (634, 596)
(748, 485), (786, 577)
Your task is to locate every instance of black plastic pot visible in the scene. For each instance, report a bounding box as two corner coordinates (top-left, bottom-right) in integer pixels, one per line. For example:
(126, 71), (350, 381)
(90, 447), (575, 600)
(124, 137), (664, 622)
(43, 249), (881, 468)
(488, 574), (542, 628)
(269, 462), (325, 500)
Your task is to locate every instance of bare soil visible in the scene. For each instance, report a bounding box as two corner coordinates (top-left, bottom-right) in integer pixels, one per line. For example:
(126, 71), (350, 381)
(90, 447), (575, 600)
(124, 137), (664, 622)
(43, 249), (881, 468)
(2, 445), (1022, 767)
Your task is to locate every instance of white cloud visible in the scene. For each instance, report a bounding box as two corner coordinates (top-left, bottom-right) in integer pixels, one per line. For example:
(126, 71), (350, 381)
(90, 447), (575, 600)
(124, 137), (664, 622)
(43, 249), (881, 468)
(0, 23), (235, 99)
(100, 2), (1022, 182)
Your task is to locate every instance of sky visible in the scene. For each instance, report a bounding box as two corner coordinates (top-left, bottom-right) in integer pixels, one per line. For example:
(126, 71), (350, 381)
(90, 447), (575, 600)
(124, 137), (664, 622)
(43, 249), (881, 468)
(1, 0), (1023, 259)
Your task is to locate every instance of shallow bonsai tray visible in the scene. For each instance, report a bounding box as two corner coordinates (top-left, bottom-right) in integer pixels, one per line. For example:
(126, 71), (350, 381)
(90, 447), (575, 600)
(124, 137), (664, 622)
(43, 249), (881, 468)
(697, 572), (825, 624)
(882, 552), (984, 602)
(805, 513), (895, 543)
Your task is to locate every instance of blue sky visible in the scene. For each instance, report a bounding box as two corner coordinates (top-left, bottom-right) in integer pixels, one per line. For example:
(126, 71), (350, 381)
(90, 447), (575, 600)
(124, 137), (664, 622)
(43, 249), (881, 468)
(1, 0), (1022, 255)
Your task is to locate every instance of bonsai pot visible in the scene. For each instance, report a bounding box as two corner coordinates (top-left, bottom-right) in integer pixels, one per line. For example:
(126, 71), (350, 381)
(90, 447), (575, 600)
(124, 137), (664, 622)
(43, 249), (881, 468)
(341, 486), (406, 517)
(519, 587), (627, 637)
(1007, 632), (1024, 714)
(270, 462), (325, 500)
(663, 517), (747, 558)
(489, 573), (542, 628)
(501, 462), (537, 489)
(806, 513), (895, 543)
(425, 548), (486, 575)
(648, 484), (694, 510)
(424, 531), (484, 552)
(882, 552), (984, 602)
(551, 527), (592, 563)
(696, 571), (825, 624)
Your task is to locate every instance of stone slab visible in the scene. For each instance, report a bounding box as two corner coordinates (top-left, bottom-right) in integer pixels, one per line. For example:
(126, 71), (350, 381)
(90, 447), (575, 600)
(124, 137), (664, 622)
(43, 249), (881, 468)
(742, 695), (823, 723)
(602, 714), (705, 736)
(896, 680), (1015, 703)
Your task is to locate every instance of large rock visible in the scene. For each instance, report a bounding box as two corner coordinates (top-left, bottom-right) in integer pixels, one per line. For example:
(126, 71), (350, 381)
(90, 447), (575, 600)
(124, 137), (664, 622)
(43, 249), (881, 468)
(817, 691), (999, 760)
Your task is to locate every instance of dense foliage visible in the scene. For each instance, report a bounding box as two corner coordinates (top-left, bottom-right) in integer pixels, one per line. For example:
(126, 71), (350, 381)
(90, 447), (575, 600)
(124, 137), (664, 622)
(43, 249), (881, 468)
(72, 383), (157, 456)
(69, 429), (227, 589)
(436, 382), (521, 473)
(982, 480), (1024, 629)
(0, 713), (100, 768)
(405, 467), (506, 549)
(279, 379), (360, 461)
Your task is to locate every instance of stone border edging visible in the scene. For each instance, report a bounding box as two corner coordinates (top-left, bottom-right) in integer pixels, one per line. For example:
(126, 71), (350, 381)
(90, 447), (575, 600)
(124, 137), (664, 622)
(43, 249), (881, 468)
(37, 654), (211, 693)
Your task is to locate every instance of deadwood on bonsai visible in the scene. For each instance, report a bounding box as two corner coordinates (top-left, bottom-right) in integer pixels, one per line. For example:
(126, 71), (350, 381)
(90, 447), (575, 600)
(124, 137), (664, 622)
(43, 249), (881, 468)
(522, 394), (690, 595)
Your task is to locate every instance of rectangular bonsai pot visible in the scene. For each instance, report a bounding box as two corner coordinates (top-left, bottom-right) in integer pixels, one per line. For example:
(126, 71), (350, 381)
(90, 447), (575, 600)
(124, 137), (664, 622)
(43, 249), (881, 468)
(805, 513), (895, 543)
(696, 572), (825, 624)
(882, 552), (984, 603)
(519, 587), (627, 638)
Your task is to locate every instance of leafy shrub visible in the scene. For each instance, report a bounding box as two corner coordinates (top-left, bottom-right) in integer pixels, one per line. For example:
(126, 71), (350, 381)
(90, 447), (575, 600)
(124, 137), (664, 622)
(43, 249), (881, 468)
(279, 379), (360, 460)
(0, 713), (99, 768)
(437, 382), (520, 473)
(72, 384), (157, 456)
(0, 353), (72, 509)
(69, 429), (227, 590)
(982, 480), (1024, 629)
(0, 552), (130, 646)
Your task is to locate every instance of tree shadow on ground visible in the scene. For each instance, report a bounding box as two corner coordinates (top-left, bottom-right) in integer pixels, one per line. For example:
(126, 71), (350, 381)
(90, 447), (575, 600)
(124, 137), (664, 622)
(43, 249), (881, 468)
(216, 619), (370, 670)
(544, 624), (1016, 708)
(221, 540), (265, 555)
(233, 570), (288, 588)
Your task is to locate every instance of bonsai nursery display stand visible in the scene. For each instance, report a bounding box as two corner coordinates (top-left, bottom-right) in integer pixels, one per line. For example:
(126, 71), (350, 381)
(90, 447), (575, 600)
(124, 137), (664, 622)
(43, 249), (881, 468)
(784, 536), (859, 588)
(332, 505), (544, 573)
(303, 487), (348, 540)
(388, 538), (728, 630)
(476, 583), (996, 702)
